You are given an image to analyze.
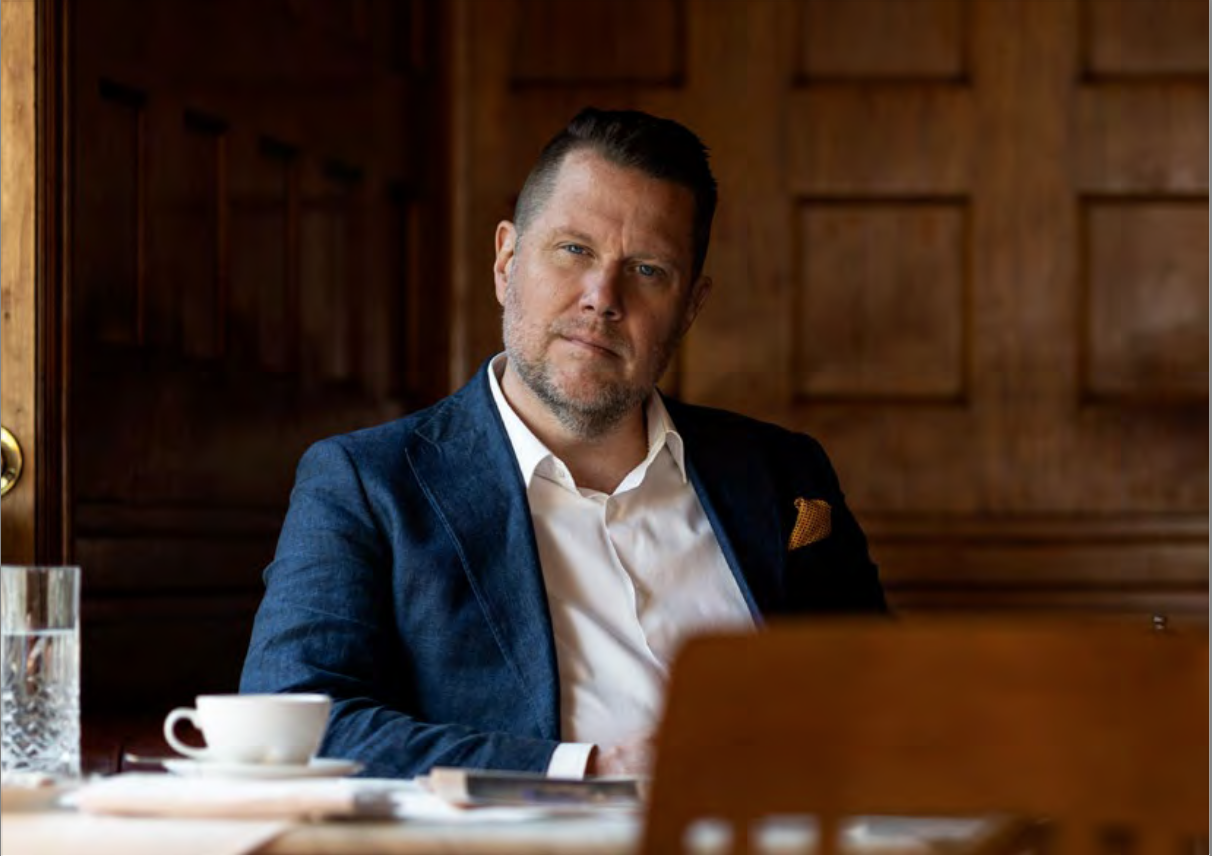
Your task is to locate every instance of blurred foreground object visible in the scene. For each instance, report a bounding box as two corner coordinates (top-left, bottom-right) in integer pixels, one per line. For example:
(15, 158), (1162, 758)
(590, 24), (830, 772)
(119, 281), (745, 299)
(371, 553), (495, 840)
(644, 618), (1208, 854)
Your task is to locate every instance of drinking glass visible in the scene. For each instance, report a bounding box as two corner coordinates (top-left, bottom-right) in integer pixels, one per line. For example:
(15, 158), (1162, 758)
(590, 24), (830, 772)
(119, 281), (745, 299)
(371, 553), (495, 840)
(0, 565), (81, 778)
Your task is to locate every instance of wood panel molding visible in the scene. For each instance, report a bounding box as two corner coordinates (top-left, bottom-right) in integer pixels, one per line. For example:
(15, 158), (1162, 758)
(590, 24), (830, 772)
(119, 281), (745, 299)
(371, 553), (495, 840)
(1080, 0), (1208, 80)
(1079, 197), (1208, 403)
(793, 197), (971, 403)
(795, 0), (970, 84)
(788, 86), (973, 195)
(509, 0), (687, 88)
(1076, 83), (1209, 196)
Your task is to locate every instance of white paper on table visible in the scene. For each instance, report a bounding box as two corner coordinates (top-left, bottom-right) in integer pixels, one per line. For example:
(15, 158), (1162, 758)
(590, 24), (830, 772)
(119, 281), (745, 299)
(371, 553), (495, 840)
(67, 774), (387, 820)
(0, 813), (288, 856)
(68, 774), (635, 825)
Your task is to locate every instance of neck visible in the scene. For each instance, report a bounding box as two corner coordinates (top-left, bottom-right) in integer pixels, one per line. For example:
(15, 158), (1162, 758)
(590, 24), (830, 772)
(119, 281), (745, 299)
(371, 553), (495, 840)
(500, 362), (649, 494)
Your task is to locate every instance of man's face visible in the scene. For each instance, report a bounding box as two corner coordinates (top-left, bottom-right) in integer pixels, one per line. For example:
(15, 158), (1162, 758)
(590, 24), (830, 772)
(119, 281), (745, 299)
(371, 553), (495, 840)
(493, 149), (711, 437)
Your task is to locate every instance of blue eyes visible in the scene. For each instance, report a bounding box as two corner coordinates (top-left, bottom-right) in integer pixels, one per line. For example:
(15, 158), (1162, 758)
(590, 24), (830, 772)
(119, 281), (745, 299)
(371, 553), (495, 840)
(559, 244), (664, 279)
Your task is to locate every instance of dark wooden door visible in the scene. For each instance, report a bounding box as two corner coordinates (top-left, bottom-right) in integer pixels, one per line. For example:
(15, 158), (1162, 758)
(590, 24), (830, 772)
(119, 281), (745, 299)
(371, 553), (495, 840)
(67, 0), (448, 748)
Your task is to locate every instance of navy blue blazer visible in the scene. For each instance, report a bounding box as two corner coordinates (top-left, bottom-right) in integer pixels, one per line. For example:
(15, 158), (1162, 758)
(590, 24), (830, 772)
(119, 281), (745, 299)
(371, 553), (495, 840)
(240, 364), (885, 778)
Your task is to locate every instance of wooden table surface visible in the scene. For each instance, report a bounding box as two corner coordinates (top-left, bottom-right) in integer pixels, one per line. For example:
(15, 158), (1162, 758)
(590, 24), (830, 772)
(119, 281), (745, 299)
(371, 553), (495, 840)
(255, 815), (639, 855)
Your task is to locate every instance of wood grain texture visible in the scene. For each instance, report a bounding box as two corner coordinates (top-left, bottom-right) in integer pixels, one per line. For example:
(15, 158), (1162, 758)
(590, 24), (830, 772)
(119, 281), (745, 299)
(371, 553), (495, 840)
(795, 201), (967, 400)
(645, 621), (1209, 853)
(799, 0), (966, 80)
(1076, 84), (1208, 194)
(511, 0), (684, 86)
(787, 86), (973, 195)
(1084, 200), (1208, 400)
(1083, 0), (1208, 77)
(69, 0), (442, 720)
(0, 0), (37, 563)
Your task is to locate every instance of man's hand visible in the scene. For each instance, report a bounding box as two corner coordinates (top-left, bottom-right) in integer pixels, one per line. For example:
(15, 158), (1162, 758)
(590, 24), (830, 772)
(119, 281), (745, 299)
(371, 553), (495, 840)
(587, 733), (654, 776)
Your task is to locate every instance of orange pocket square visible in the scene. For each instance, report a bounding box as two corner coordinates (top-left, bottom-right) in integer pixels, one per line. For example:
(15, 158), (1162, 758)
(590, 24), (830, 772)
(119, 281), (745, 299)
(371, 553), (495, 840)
(788, 498), (831, 550)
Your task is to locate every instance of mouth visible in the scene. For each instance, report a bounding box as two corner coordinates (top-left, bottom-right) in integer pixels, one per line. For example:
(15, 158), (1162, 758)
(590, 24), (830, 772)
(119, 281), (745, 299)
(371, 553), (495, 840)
(559, 333), (622, 359)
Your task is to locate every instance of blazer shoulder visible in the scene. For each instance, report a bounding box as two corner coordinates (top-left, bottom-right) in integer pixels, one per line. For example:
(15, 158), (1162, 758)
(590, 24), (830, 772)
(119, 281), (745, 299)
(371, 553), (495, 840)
(307, 410), (425, 472)
(662, 395), (828, 456)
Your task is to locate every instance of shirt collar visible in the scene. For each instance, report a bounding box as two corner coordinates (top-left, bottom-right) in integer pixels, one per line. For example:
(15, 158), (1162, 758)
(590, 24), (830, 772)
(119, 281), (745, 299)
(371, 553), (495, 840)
(487, 353), (688, 489)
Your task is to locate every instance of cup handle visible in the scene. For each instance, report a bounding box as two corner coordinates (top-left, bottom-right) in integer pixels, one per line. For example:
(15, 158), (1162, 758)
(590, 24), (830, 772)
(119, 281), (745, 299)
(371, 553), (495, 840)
(163, 707), (209, 759)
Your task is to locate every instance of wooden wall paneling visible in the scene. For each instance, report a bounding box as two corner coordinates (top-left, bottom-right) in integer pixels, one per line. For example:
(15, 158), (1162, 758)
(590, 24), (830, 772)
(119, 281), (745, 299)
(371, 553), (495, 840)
(450, 0), (515, 383)
(1082, 0), (1209, 78)
(69, 0), (444, 726)
(359, 174), (424, 409)
(76, 535), (276, 595)
(795, 200), (968, 400)
(229, 136), (289, 371)
(870, 512), (1209, 609)
(672, 0), (788, 411)
(144, 103), (213, 357)
(325, 161), (365, 385)
(1083, 200), (1208, 401)
(300, 158), (346, 384)
(1049, 0), (1208, 518)
(83, 593), (265, 713)
(357, 183), (390, 402)
(0, 0), (38, 563)
(385, 183), (414, 401)
(1075, 85), (1209, 193)
(774, 0), (984, 519)
(76, 80), (144, 347)
(450, 0), (1207, 614)
(257, 141), (296, 375)
(968, 0), (1077, 510)
(787, 87), (973, 195)
(298, 156), (329, 384)
(511, 0), (685, 86)
(799, 0), (967, 81)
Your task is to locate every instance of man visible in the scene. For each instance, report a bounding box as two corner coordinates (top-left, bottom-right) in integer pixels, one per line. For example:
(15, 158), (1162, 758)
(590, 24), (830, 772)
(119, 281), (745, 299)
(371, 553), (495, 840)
(240, 108), (885, 779)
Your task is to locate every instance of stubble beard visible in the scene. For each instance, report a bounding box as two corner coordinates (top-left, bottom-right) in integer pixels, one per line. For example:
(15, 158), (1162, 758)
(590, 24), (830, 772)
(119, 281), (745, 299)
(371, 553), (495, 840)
(502, 279), (680, 440)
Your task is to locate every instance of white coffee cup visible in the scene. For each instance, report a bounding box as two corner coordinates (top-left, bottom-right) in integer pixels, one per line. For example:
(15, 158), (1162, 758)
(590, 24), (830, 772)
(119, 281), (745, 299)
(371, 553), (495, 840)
(163, 693), (332, 765)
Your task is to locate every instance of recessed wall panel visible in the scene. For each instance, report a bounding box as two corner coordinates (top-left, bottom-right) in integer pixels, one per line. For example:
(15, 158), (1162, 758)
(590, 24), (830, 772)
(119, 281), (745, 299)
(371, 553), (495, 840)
(799, 0), (966, 80)
(788, 88), (972, 195)
(1076, 85), (1208, 195)
(1085, 200), (1209, 400)
(512, 0), (683, 85)
(78, 83), (145, 346)
(795, 201), (967, 400)
(1084, 0), (1208, 77)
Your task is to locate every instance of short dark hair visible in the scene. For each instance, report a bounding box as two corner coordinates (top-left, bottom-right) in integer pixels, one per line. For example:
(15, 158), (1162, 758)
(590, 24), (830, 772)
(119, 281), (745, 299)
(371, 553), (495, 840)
(514, 107), (718, 280)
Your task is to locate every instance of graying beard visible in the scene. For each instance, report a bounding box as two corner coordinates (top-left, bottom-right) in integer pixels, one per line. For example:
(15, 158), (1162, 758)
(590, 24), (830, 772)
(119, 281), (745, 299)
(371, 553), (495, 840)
(508, 344), (642, 439)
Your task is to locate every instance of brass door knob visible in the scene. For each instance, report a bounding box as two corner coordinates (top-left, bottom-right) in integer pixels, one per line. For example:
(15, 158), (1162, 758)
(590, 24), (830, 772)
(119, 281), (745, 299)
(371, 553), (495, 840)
(1, 426), (23, 497)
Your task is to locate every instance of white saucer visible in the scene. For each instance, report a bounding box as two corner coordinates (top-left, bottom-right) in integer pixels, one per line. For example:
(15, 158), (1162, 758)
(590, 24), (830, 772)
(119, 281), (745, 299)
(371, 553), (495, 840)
(162, 757), (362, 780)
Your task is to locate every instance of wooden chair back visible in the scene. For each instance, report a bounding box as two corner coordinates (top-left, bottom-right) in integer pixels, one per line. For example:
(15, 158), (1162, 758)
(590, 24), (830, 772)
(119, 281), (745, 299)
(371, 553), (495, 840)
(642, 618), (1208, 854)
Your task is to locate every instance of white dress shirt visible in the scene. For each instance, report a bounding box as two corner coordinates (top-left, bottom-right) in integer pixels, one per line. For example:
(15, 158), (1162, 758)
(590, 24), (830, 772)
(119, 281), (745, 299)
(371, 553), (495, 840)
(487, 355), (754, 777)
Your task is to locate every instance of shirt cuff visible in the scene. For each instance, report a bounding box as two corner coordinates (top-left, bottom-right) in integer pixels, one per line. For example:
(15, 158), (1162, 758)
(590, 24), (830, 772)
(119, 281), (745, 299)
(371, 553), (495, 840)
(546, 742), (596, 778)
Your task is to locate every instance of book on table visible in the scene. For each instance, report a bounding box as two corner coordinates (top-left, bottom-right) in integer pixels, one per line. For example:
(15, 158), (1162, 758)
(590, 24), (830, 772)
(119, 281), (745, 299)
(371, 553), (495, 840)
(425, 767), (645, 808)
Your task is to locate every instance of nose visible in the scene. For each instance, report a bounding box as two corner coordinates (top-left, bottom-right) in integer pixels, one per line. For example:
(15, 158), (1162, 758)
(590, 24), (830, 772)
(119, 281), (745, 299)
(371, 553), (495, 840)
(579, 265), (624, 320)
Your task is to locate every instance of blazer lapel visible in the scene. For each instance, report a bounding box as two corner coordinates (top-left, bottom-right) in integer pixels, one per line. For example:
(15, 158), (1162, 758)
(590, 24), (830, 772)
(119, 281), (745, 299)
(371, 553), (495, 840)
(665, 397), (786, 620)
(405, 370), (560, 741)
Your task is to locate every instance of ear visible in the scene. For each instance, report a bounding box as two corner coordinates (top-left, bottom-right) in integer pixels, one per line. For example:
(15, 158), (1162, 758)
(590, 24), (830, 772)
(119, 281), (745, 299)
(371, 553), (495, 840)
(494, 221), (518, 306)
(679, 274), (713, 335)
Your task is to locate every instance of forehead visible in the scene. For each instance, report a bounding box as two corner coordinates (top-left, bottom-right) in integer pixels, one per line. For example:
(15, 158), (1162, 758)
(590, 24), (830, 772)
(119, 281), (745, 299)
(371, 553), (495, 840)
(534, 150), (697, 259)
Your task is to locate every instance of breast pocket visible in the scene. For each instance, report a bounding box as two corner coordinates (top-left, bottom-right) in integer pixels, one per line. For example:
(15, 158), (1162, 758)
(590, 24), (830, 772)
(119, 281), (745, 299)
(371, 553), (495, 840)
(783, 536), (847, 612)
